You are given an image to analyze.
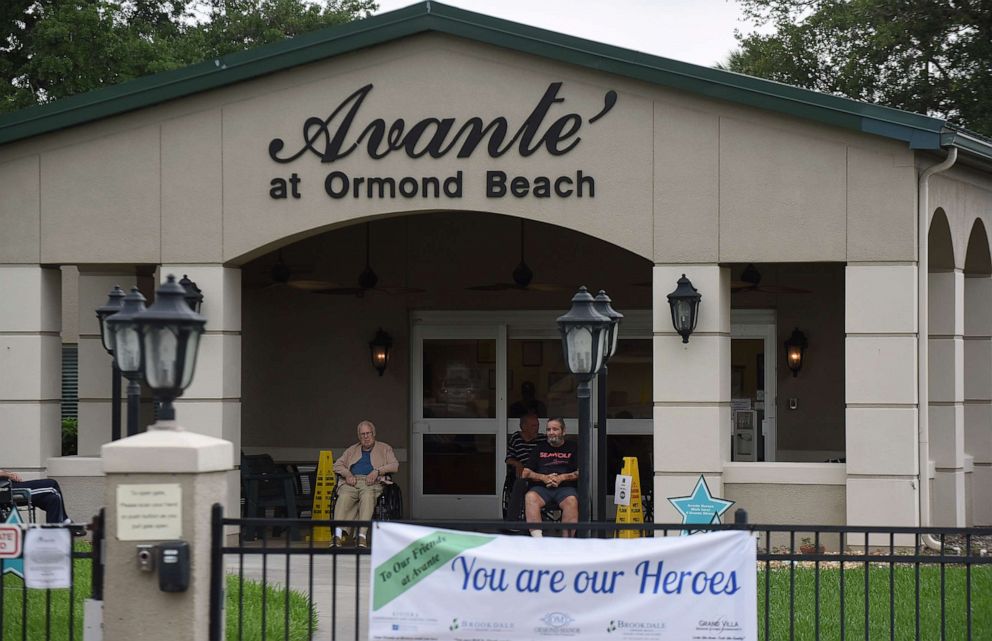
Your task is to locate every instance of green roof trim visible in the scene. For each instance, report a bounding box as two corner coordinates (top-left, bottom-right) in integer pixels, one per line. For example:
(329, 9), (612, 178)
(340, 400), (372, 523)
(1, 1), (990, 163)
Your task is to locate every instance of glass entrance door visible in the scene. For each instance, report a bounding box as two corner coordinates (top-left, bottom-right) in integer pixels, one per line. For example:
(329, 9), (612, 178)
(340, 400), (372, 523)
(411, 325), (506, 518)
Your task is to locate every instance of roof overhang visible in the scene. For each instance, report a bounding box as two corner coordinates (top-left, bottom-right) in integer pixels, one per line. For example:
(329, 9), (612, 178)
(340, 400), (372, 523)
(1, 1), (991, 164)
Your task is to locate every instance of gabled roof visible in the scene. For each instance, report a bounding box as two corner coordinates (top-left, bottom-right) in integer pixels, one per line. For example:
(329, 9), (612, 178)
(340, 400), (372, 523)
(1, 1), (990, 163)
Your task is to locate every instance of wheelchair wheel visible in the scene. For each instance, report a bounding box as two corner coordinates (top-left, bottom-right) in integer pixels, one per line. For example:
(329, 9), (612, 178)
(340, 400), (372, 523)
(374, 483), (403, 521)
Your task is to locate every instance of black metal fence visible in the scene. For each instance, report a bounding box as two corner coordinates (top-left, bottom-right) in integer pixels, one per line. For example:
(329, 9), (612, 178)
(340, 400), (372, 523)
(211, 505), (991, 641)
(0, 510), (103, 641)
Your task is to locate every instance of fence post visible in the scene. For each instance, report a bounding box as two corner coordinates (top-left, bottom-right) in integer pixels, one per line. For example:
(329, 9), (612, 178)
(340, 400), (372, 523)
(209, 504), (224, 641)
(734, 508), (748, 525)
(100, 426), (232, 641)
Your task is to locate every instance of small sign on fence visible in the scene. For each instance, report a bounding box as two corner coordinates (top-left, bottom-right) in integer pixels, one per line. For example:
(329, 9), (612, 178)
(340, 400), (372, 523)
(24, 527), (71, 589)
(0, 523), (22, 558)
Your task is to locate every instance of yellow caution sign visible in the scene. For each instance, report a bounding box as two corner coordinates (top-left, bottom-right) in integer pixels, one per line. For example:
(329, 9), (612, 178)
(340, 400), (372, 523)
(615, 456), (644, 538)
(310, 450), (336, 542)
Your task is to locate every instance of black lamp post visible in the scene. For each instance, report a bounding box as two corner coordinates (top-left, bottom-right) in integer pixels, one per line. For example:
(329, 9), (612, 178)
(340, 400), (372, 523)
(178, 274), (204, 313)
(593, 290), (623, 522)
(132, 275), (207, 424)
(369, 328), (393, 376)
(105, 288), (147, 437)
(95, 286), (125, 441)
(784, 327), (808, 377)
(667, 274), (702, 343)
(557, 286), (612, 528)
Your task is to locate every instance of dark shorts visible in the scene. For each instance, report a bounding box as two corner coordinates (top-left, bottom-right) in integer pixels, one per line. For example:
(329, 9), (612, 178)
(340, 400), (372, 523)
(527, 485), (577, 506)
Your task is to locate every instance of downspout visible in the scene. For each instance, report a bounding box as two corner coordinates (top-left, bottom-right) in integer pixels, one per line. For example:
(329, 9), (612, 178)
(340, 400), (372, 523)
(918, 147), (957, 550)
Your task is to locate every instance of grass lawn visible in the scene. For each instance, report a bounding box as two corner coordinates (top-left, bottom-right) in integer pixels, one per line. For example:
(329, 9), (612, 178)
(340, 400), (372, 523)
(759, 564), (992, 640)
(2, 547), (316, 641)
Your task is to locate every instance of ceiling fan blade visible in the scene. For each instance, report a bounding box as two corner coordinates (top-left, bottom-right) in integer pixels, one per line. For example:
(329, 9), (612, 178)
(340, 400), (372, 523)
(287, 279), (339, 291)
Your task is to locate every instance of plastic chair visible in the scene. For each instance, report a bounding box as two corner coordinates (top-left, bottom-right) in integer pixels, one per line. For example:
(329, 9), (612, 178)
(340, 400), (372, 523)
(240, 453), (300, 540)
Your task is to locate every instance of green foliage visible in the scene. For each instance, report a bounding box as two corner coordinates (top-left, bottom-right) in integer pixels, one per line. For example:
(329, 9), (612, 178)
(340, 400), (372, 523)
(758, 564), (992, 640)
(0, 0), (377, 113)
(727, 0), (992, 137)
(226, 574), (319, 641)
(61, 417), (78, 456)
(1, 550), (316, 641)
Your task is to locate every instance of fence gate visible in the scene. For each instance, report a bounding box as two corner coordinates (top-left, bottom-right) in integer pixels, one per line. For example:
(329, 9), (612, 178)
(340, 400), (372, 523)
(0, 509), (103, 641)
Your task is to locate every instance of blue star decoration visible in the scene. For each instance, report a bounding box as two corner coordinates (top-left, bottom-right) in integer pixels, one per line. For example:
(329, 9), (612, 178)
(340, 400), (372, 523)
(667, 475), (735, 535)
(1, 507), (24, 580)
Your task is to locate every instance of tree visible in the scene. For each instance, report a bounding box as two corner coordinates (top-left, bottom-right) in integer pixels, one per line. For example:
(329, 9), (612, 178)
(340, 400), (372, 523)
(726, 0), (992, 137)
(0, 0), (377, 114)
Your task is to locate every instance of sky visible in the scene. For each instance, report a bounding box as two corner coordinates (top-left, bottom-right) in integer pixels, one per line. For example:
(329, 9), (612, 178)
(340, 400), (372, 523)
(373, 0), (761, 68)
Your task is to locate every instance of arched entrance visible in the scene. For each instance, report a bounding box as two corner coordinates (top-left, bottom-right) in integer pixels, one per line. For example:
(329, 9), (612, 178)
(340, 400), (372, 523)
(237, 211), (652, 519)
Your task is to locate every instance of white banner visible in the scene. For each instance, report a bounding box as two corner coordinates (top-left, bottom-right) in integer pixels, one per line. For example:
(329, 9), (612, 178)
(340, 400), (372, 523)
(369, 522), (757, 641)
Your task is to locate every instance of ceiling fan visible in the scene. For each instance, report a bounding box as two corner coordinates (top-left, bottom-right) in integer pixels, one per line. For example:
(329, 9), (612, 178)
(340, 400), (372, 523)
(731, 264), (811, 295)
(468, 219), (563, 292)
(312, 223), (425, 297)
(248, 251), (332, 291)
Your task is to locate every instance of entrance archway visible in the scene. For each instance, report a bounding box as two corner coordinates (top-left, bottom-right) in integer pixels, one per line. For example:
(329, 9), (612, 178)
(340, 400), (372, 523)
(237, 212), (652, 518)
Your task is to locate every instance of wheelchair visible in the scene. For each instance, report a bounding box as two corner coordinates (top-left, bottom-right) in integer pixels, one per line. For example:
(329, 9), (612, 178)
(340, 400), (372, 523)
(329, 475), (403, 522)
(502, 475), (563, 532)
(0, 479), (36, 524)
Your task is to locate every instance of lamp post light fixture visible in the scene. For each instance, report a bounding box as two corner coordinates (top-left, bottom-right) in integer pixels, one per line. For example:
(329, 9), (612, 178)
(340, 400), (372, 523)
(132, 275), (207, 425)
(593, 290), (623, 523)
(784, 327), (808, 377)
(667, 274), (702, 343)
(557, 286), (613, 528)
(369, 328), (393, 377)
(178, 274), (204, 313)
(95, 286), (126, 441)
(105, 288), (147, 437)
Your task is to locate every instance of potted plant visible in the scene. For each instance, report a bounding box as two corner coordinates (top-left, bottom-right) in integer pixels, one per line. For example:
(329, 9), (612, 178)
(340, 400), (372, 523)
(799, 537), (825, 555)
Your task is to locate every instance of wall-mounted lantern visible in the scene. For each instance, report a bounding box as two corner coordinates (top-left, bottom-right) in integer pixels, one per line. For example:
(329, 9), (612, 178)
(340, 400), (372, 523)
(369, 328), (393, 376)
(667, 274), (701, 343)
(784, 327), (808, 377)
(178, 274), (204, 313)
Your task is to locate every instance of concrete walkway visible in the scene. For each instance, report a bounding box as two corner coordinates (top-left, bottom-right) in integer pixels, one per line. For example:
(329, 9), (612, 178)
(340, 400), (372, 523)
(224, 549), (371, 640)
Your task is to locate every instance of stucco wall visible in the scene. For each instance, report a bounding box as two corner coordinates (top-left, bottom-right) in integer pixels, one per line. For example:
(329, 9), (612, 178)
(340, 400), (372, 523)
(0, 33), (920, 269)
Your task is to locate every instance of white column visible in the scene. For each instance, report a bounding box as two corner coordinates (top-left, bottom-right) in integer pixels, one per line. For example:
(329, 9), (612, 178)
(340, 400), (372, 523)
(76, 270), (136, 455)
(0, 265), (62, 473)
(845, 264), (920, 534)
(929, 270), (966, 526)
(964, 274), (992, 525)
(652, 265), (731, 520)
(159, 266), (241, 460)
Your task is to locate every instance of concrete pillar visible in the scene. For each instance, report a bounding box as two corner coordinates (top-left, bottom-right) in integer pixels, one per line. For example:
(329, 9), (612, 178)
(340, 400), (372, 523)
(845, 264), (920, 534)
(102, 425), (232, 641)
(160, 265), (242, 518)
(929, 270), (966, 526)
(964, 274), (992, 525)
(77, 270), (136, 455)
(652, 265), (731, 520)
(0, 265), (62, 473)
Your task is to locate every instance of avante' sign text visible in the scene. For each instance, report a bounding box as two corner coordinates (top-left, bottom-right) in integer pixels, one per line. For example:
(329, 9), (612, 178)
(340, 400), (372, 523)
(267, 82), (614, 201)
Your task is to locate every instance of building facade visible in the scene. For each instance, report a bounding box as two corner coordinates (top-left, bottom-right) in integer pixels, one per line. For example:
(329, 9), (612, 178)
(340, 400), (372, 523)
(1, 3), (990, 528)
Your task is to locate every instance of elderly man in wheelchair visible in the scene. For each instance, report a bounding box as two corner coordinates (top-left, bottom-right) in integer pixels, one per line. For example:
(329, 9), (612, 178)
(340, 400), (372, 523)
(331, 420), (399, 548)
(521, 418), (579, 537)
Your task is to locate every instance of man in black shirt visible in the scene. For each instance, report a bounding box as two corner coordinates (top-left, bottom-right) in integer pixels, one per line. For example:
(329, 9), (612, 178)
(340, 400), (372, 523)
(522, 417), (578, 537)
